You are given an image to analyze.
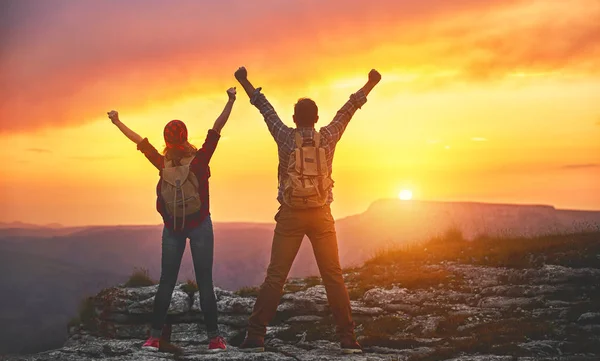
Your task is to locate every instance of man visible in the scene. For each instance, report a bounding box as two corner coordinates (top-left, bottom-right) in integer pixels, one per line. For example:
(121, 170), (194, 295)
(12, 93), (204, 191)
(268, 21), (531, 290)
(234, 66), (381, 354)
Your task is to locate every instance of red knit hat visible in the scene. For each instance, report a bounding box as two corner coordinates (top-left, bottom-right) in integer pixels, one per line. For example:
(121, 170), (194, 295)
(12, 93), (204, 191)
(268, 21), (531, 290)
(164, 120), (188, 150)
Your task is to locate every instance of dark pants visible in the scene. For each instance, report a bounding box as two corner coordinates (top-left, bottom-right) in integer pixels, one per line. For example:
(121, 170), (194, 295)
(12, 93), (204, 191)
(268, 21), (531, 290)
(150, 215), (219, 338)
(247, 205), (355, 340)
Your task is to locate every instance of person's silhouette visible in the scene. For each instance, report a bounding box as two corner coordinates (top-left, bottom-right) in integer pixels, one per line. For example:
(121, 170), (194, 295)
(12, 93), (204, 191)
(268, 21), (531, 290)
(234, 67), (381, 354)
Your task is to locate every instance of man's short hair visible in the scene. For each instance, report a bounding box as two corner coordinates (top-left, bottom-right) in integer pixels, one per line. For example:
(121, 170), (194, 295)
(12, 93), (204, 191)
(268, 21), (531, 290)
(294, 98), (318, 127)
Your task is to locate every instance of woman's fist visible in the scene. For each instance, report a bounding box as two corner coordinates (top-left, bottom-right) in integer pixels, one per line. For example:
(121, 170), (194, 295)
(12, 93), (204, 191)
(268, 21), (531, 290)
(107, 110), (119, 123)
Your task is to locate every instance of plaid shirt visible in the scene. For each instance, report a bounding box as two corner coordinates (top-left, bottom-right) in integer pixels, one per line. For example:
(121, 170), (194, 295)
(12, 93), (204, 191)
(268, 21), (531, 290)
(250, 88), (368, 205)
(137, 129), (220, 232)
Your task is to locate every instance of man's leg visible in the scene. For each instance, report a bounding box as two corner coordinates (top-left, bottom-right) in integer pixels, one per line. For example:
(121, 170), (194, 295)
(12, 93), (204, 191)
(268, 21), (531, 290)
(247, 206), (306, 340)
(188, 215), (220, 339)
(150, 227), (187, 336)
(306, 206), (355, 341)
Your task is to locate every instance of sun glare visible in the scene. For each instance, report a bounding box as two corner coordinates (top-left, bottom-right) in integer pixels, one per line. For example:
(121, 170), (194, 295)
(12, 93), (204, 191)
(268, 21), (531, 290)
(398, 189), (413, 201)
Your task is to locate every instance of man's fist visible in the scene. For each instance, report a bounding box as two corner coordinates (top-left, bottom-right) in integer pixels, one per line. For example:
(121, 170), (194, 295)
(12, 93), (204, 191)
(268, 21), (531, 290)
(234, 67), (247, 81)
(227, 87), (237, 101)
(368, 69), (382, 84)
(107, 110), (119, 123)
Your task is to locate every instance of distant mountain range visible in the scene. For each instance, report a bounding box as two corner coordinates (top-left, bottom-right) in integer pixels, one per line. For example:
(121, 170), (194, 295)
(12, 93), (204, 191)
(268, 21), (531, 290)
(336, 200), (600, 266)
(1, 199), (599, 354)
(0, 221), (64, 229)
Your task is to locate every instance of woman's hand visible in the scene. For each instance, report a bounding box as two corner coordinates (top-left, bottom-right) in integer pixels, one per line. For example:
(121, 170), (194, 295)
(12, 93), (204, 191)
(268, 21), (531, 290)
(107, 110), (120, 124)
(109, 111), (143, 144)
(227, 87), (237, 102)
(213, 88), (237, 134)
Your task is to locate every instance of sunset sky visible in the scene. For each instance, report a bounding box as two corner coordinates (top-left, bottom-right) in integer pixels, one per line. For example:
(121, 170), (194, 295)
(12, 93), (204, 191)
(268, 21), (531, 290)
(1, 0), (599, 226)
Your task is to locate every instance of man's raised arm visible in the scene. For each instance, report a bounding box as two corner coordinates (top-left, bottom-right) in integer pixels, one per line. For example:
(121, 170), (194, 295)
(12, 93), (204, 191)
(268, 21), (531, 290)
(321, 69), (381, 145)
(234, 66), (291, 143)
(234, 67), (256, 98)
(361, 69), (382, 97)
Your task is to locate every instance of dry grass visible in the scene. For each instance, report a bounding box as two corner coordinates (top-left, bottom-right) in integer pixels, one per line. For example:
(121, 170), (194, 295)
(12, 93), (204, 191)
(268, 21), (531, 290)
(75, 296), (95, 331)
(367, 230), (600, 269)
(235, 286), (260, 298)
(180, 279), (198, 294)
(347, 262), (463, 298)
(345, 230), (600, 301)
(123, 267), (156, 287)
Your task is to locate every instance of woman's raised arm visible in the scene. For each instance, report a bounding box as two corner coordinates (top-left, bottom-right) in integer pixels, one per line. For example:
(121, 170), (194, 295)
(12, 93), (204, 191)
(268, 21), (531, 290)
(108, 110), (144, 145)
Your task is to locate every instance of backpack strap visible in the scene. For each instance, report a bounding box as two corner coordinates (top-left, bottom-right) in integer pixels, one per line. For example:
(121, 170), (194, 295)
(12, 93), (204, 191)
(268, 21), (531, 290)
(314, 132), (321, 148)
(294, 131), (303, 148)
(294, 130), (306, 187)
(181, 156), (194, 166)
(315, 131), (324, 190)
(299, 145), (305, 187)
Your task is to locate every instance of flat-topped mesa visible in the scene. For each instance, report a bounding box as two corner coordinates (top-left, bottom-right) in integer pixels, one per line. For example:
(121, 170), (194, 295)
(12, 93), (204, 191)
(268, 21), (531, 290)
(348, 199), (597, 240)
(367, 199), (557, 214)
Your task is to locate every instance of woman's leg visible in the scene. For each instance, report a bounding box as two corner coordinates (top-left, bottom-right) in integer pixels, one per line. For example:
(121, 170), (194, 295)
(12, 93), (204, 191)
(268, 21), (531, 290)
(188, 215), (219, 338)
(149, 227), (187, 337)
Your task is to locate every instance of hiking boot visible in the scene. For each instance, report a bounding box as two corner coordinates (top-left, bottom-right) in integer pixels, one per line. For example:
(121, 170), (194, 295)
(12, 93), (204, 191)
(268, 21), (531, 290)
(239, 337), (265, 352)
(208, 336), (227, 352)
(341, 338), (363, 354)
(141, 336), (160, 351)
(159, 341), (183, 355)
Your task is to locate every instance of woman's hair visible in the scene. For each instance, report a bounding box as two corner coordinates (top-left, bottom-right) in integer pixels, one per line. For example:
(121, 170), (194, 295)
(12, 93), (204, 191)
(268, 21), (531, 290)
(162, 141), (198, 163)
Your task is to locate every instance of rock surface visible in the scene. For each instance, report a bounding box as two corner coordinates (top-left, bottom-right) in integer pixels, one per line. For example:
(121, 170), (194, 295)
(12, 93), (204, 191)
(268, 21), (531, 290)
(4, 236), (600, 361)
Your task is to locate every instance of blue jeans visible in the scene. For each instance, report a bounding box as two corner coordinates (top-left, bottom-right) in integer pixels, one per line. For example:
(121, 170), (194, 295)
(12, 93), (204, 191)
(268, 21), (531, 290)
(150, 215), (219, 338)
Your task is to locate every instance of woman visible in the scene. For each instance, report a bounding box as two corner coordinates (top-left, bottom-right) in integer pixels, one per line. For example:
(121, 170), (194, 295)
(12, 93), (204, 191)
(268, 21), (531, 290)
(107, 87), (236, 353)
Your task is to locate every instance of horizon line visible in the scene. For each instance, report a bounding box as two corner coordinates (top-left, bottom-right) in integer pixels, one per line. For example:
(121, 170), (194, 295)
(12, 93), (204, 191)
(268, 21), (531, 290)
(2, 198), (600, 229)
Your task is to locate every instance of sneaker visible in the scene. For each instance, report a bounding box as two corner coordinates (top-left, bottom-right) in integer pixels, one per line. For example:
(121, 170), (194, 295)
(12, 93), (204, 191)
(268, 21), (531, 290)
(238, 337), (265, 352)
(208, 336), (227, 352)
(141, 336), (160, 351)
(341, 338), (363, 354)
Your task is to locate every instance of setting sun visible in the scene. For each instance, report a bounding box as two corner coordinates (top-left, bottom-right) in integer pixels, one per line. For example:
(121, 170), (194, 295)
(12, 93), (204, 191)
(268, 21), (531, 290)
(398, 190), (413, 201)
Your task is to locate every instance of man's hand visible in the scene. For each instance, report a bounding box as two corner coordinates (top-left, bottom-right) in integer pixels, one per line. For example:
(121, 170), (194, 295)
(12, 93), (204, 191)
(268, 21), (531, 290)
(360, 69), (381, 97)
(227, 87), (237, 101)
(234, 66), (257, 99)
(107, 110), (120, 124)
(234, 67), (247, 82)
(368, 69), (382, 85)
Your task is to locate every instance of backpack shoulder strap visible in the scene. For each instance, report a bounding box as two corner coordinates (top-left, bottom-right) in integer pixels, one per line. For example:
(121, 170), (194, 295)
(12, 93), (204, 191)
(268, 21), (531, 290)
(181, 155), (194, 166)
(314, 131), (321, 148)
(294, 131), (303, 148)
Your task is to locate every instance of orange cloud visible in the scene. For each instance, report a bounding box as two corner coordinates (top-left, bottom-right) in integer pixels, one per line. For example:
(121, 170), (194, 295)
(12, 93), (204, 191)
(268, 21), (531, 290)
(1, 0), (598, 133)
